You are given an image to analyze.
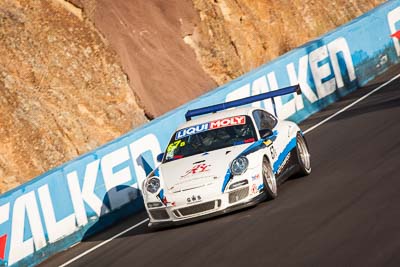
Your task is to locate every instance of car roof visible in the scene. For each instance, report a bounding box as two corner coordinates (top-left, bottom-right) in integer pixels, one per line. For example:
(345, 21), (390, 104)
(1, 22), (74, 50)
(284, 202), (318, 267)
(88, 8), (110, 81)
(176, 106), (258, 130)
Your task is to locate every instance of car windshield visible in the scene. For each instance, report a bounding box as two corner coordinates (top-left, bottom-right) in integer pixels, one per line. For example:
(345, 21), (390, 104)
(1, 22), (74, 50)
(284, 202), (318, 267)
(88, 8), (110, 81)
(164, 115), (257, 162)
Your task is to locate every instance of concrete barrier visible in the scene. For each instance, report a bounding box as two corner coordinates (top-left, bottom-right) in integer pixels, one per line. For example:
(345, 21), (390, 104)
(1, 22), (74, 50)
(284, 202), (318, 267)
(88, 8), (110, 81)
(1, 1), (400, 266)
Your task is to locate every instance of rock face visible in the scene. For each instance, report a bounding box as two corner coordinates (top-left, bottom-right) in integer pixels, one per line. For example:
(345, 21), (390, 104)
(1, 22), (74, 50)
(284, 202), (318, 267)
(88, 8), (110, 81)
(80, 0), (218, 118)
(186, 0), (384, 85)
(75, 0), (385, 115)
(0, 0), (147, 193)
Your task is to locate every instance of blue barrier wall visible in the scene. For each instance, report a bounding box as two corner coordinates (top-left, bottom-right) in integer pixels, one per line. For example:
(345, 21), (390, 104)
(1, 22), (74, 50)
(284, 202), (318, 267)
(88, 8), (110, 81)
(1, 1), (400, 265)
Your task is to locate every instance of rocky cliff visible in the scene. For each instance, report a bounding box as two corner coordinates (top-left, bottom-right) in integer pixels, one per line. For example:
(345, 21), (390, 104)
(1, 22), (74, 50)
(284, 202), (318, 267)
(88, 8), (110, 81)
(0, 0), (147, 193)
(186, 0), (384, 85)
(73, 0), (218, 118)
(0, 0), (384, 193)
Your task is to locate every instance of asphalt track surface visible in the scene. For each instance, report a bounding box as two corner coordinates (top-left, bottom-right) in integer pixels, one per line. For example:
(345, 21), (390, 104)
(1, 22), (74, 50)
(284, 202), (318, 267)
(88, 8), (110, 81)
(42, 65), (400, 267)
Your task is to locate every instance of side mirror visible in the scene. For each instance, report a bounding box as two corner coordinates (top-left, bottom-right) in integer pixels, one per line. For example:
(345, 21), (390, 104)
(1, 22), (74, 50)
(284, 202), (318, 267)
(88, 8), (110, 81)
(156, 153), (164, 163)
(259, 129), (273, 139)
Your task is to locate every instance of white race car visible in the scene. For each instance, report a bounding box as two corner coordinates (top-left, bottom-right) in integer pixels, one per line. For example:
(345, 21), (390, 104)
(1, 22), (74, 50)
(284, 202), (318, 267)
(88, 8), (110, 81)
(143, 85), (311, 228)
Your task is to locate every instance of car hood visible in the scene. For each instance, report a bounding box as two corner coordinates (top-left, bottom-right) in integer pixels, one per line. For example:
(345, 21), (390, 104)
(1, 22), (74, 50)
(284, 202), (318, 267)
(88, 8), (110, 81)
(159, 143), (252, 193)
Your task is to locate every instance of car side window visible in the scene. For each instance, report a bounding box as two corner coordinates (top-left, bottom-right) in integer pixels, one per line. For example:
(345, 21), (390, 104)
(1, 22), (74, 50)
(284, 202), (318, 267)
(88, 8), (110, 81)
(252, 110), (277, 131)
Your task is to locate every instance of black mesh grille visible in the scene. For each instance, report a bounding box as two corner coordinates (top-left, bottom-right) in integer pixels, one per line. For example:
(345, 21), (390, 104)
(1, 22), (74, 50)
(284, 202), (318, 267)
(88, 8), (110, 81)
(177, 201), (216, 216)
(149, 209), (169, 220)
(229, 187), (249, 203)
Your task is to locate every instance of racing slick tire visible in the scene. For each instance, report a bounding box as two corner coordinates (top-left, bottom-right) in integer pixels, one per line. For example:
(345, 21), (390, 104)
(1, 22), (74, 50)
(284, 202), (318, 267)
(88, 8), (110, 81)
(262, 157), (277, 200)
(296, 132), (311, 176)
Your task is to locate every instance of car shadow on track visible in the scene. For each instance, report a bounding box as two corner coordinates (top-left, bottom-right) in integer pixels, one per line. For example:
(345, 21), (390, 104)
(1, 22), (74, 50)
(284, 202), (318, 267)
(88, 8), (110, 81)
(80, 180), (306, 243)
(80, 185), (151, 242)
(80, 185), (262, 242)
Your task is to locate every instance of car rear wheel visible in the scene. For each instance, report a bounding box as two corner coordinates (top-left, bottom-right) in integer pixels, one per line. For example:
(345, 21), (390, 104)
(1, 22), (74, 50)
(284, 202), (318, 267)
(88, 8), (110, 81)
(296, 133), (311, 176)
(262, 157), (277, 200)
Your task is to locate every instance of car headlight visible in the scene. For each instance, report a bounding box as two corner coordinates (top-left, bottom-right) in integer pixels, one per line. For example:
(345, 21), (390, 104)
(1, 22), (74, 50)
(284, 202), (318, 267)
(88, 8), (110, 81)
(146, 177), (160, 194)
(230, 156), (249, 175)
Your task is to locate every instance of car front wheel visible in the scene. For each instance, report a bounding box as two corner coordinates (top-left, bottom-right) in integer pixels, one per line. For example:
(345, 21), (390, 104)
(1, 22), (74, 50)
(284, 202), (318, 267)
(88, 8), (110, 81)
(262, 157), (277, 200)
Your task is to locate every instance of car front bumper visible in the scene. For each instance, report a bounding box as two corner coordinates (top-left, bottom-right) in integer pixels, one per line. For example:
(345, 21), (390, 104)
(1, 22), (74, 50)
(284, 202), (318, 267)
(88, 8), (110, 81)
(147, 191), (267, 229)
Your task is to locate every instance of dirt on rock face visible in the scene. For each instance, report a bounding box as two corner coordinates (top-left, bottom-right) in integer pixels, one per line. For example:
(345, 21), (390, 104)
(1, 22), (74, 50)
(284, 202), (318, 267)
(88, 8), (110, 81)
(0, 0), (147, 193)
(81, 0), (218, 118)
(187, 0), (385, 85)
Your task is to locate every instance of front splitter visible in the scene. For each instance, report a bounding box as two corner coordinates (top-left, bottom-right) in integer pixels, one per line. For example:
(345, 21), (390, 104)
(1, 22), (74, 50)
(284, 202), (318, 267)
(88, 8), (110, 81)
(148, 192), (267, 229)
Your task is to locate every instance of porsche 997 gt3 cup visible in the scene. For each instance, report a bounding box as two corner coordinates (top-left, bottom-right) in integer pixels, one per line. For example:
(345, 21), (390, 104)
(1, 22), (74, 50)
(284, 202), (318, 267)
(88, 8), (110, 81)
(143, 85), (311, 228)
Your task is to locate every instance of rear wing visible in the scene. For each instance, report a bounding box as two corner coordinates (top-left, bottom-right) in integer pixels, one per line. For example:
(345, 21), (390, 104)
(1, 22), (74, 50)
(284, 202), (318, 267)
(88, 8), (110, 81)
(185, 84), (301, 121)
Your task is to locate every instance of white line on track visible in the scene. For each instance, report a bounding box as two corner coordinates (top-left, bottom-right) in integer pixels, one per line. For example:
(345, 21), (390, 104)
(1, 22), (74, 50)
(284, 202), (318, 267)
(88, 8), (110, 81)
(59, 218), (149, 267)
(60, 72), (400, 267)
(304, 73), (400, 134)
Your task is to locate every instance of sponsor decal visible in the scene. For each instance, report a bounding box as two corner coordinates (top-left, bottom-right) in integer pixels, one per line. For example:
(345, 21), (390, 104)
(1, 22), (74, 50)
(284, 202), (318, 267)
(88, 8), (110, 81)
(167, 140), (186, 152)
(175, 116), (246, 139)
(158, 189), (168, 206)
(270, 145), (277, 160)
(175, 123), (209, 140)
(0, 133), (162, 266)
(391, 30), (400, 39)
(225, 37), (357, 120)
(182, 163), (210, 177)
(0, 235), (6, 260)
(166, 140), (187, 160)
(251, 184), (257, 194)
(251, 174), (260, 181)
(158, 190), (176, 207)
(187, 195), (202, 204)
(389, 7), (400, 56)
(209, 116), (246, 129)
(161, 197), (175, 207)
(233, 138), (255, 146)
(263, 140), (273, 147)
(277, 152), (291, 175)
